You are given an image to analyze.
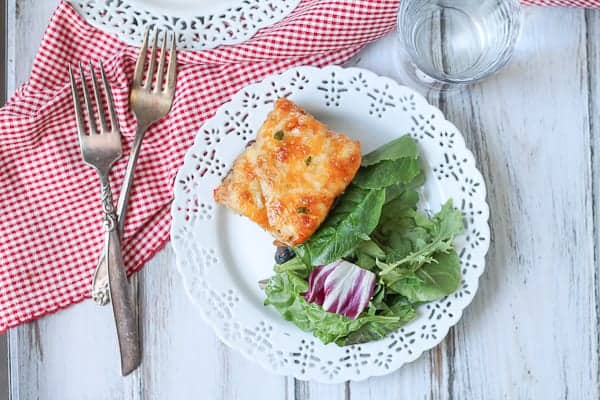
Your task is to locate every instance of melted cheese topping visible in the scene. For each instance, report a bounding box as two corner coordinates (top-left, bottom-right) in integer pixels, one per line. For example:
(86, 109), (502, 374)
(214, 98), (361, 246)
(213, 143), (269, 229)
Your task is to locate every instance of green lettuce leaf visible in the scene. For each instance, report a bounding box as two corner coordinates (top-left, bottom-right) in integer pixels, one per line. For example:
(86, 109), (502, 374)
(274, 257), (312, 279)
(353, 158), (421, 189)
(361, 135), (418, 166)
(384, 171), (426, 203)
(378, 200), (464, 274)
(381, 251), (461, 302)
(350, 240), (386, 270)
(294, 186), (385, 266)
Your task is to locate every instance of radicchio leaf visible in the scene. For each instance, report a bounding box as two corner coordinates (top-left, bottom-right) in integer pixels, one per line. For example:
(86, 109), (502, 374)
(304, 261), (376, 320)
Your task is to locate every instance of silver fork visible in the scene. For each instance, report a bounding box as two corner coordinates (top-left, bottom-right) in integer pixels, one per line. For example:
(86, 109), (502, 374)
(69, 62), (141, 375)
(91, 29), (177, 305)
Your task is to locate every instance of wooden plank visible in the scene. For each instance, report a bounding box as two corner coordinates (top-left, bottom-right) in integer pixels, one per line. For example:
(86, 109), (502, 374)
(584, 8), (600, 400)
(439, 7), (597, 399)
(5, 0), (13, 96)
(9, 306), (142, 400)
(294, 380), (347, 400)
(10, 0), (54, 85)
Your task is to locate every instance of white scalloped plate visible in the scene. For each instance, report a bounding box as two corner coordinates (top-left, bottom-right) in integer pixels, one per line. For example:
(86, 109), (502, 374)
(171, 66), (490, 383)
(128, 0), (241, 18)
(67, 0), (300, 50)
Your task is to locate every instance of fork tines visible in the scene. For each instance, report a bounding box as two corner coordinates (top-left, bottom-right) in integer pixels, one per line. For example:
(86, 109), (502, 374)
(134, 28), (177, 94)
(69, 62), (120, 137)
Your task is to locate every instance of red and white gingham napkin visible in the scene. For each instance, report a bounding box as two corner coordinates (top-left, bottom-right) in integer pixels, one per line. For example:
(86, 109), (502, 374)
(0, 0), (595, 332)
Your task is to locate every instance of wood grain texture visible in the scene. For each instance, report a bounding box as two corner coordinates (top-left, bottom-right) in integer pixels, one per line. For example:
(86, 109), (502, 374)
(0, 0), (8, 396)
(585, 8), (600, 398)
(433, 8), (598, 398)
(6, 1), (600, 399)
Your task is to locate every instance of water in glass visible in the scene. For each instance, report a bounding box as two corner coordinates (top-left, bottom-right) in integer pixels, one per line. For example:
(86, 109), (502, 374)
(398, 0), (521, 89)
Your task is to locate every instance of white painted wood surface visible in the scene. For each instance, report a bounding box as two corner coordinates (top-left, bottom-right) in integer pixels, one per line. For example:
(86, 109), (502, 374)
(5, 2), (600, 399)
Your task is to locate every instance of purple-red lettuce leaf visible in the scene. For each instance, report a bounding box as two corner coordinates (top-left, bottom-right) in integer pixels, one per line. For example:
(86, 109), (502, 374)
(304, 261), (376, 320)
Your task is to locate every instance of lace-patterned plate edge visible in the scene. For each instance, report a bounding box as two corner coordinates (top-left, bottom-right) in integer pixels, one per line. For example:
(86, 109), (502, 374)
(66, 0), (301, 50)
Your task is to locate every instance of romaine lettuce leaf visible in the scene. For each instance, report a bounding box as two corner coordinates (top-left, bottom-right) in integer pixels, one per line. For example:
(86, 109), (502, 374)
(294, 187), (385, 266)
(353, 158), (422, 189)
(361, 135), (419, 166)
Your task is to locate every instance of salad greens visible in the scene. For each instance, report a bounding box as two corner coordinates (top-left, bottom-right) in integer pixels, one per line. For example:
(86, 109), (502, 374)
(294, 186), (385, 267)
(265, 135), (465, 346)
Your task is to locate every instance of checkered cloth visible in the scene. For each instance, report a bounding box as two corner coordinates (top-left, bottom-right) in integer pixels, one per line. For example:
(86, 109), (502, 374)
(0, 0), (594, 332)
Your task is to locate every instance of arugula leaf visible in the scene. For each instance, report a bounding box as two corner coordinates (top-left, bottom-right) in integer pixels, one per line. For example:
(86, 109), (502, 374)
(294, 187), (385, 266)
(382, 251), (461, 302)
(371, 190), (421, 262)
(264, 270), (308, 309)
(378, 200), (464, 274)
(274, 257), (312, 279)
(369, 285), (415, 316)
(370, 283), (387, 309)
(426, 200), (465, 240)
(353, 158), (422, 189)
(361, 135), (418, 166)
(265, 271), (405, 345)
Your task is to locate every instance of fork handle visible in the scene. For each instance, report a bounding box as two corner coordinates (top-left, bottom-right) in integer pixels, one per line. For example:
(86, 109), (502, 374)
(100, 175), (142, 375)
(116, 122), (149, 233)
(92, 123), (149, 305)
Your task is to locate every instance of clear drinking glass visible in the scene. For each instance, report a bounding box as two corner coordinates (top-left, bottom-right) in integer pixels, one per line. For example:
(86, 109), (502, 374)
(397, 0), (521, 91)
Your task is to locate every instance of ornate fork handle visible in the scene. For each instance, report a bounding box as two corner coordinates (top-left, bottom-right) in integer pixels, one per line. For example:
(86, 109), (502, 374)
(91, 28), (177, 305)
(101, 179), (119, 232)
(92, 124), (148, 305)
(99, 175), (141, 375)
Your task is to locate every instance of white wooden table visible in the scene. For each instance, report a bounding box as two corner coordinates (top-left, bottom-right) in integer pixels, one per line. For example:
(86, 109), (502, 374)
(5, 2), (600, 399)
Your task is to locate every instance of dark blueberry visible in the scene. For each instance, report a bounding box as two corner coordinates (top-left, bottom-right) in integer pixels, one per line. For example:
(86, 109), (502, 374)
(275, 246), (295, 264)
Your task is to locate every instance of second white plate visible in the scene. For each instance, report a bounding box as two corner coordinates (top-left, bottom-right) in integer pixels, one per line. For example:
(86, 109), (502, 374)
(67, 0), (300, 50)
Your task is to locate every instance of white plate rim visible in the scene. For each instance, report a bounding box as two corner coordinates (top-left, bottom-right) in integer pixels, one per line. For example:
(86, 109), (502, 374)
(126, 0), (242, 19)
(66, 0), (301, 50)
